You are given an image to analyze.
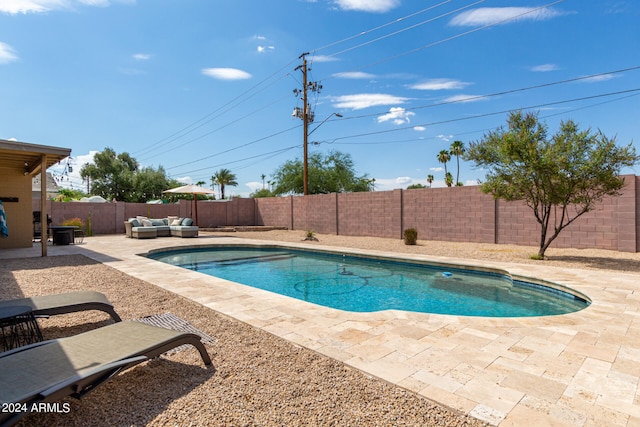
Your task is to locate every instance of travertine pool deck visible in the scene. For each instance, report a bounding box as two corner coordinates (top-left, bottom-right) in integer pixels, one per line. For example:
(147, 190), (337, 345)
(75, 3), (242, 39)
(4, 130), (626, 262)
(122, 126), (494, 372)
(3, 234), (640, 426)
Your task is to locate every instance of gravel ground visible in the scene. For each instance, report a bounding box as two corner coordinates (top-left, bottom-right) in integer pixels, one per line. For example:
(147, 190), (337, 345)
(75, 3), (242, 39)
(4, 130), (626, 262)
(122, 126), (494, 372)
(4, 230), (638, 426)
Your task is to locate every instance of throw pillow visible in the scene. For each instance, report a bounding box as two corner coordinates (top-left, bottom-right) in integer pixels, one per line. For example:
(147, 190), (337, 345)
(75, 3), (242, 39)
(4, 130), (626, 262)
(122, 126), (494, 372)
(129, 219), (141, 227)
(170, 219), (182, 226)
(182, 218), (194, 226)
(142, 219), (153, 227)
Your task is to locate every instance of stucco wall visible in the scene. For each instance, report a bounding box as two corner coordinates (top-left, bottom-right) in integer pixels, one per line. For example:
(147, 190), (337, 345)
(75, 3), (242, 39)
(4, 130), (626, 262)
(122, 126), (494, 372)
(0, 173), (32, 248)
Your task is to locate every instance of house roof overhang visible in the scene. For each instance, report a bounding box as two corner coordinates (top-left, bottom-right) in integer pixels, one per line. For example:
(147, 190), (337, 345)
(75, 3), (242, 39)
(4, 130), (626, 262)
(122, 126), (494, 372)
(0, 139), (71, 176)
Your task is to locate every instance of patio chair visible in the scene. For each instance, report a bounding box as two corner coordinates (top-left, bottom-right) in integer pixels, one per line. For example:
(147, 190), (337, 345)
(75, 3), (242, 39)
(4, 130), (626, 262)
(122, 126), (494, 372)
(0, 321), (212, 426)
(0, 291), (122, 323)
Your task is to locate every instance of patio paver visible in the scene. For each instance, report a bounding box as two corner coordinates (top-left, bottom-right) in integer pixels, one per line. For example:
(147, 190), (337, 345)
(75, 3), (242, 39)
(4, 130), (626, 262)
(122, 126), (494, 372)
(2, 233), (639, 426)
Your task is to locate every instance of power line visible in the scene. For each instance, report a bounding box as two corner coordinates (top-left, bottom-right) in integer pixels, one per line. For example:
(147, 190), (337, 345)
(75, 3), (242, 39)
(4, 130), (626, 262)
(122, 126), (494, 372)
(139, 93), (292, 163)
(331, 65), (640, 122)
(165, 124), (301, 171)
(319, 0), (565, 80)
(327, 92), (640, 146)
(320, 0), (483, 61)
(320, 88), (640, 144)
(169, 145), (299, 178)
(132, 59), (298, 158)
(311, 0), (458, 53)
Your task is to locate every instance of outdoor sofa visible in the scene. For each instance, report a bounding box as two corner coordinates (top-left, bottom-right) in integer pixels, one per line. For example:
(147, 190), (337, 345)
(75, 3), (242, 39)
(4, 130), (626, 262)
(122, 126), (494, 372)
(125, 216), (198, 239)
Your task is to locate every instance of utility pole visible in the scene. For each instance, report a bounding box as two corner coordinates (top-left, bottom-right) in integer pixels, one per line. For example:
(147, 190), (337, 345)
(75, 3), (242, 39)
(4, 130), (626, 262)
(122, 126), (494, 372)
(293, 52), (320, 195)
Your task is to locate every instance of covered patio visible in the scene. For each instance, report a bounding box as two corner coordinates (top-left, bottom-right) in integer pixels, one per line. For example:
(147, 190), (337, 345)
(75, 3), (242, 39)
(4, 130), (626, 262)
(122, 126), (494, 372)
(0, 138), (71, 256)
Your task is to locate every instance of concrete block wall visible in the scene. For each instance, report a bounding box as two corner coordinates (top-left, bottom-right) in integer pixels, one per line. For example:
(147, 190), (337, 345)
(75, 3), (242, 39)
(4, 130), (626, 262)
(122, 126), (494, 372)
(337, 190), (400, 238)
(403, 186), (492, 243)
(34, 174), (639, 252)
(293, 193), (338, 234)
(255, 197), (292, 229)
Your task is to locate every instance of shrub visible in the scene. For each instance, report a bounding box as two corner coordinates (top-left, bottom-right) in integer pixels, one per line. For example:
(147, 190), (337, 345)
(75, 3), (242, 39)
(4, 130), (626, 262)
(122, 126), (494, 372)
(303, 230), (318, 241)
(403, 228), (418, 245)
(61, 217), (84, 228)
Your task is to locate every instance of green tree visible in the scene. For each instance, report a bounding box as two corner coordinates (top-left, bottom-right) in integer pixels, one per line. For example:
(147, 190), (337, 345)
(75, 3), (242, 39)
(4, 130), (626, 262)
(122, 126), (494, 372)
(427, 174), (434, 188)
(213, 168), (238, 199)
(271, 150), (374, 195)
(407, 183), (426, 189)
(130, 166), (177, 202)
(55, 188), (86, 201)
(465, 111), (639, 259)
(80, 148), (138, 201)
(450, 140), (465, 186)
(444, 172), (454, 188)
(250, 188), (274, 198)
(437, 150), (451, 186)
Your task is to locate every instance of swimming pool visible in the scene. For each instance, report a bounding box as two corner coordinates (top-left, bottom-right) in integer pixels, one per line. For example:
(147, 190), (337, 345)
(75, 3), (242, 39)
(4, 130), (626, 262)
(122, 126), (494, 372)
(147, 246), (590, 317)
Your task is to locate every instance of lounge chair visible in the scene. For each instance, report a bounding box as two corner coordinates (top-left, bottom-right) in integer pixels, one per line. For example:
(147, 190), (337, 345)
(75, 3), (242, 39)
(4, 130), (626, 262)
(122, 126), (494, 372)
(0, 321), (212, 426)
(0, 291), (122, 323)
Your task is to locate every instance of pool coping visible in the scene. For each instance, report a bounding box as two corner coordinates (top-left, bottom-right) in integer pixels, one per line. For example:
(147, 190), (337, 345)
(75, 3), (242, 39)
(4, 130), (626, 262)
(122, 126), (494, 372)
(15, 234), (640, 426)
(144, 242), (592, 316)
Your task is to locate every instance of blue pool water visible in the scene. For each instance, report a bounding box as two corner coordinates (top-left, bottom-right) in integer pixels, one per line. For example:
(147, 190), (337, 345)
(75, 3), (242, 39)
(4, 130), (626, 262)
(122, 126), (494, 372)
(147, 246), (590, 317)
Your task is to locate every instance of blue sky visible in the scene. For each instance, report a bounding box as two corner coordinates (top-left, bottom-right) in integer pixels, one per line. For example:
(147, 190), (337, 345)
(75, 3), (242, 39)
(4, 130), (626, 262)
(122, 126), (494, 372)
(1, 0), (638, 197)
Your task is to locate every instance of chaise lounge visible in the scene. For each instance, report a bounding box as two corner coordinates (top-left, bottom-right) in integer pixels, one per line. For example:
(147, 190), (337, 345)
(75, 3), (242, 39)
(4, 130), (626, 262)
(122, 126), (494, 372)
(0, 321), (212, 426)
(0, 291), (122, 323)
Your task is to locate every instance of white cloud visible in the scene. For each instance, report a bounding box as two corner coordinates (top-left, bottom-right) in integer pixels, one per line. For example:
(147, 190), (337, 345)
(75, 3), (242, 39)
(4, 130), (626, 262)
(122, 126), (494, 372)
(1, 0), (134, 14)
(312, 55), (339, 63)
(377, 107), (415, 125)
(450, 7), (563, 27)
(437, 134), (453, 142)
(410, 78), (470, 91)
(132, 53), (151, 61)
(332, 93), (409, 110)
(414, 126), (426, 132)
(0, 42), (19, 64)
(254, 35), (266, 41)
(580, 73), (618, 83)
(333, 0), (400, 13)
(333, 71), (376, 79)
(202, 68), (252, 80)
(430, 167), (443, 172)
(396, 176), (412, 185)
(442, 94), (482, 103)
(257, 45), (275, 53)
(244, 181), (262, 192)
(530, 63), (559, 72)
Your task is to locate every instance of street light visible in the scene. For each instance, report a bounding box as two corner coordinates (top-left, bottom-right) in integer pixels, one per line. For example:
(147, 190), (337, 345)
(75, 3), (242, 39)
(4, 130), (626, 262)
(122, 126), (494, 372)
(304, 112), (342, 195)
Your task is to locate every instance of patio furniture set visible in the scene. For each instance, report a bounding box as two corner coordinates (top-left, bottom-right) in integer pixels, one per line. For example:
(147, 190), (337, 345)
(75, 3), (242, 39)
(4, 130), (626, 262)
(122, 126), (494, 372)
(125, 216), (199, 239)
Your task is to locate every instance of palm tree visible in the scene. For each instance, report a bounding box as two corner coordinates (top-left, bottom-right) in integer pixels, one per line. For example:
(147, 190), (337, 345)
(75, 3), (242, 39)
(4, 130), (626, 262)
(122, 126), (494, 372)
(261, 174), (266, 190)
(427, 174), (434, 188)
(445, 172), (454, 188)
(212, 168), (238, 199)
(450, 140), (465, 186)
(437, 150), (451, 183)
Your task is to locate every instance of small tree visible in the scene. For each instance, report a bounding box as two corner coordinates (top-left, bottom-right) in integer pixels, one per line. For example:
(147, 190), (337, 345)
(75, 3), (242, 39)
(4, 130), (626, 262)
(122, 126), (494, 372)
(427, 174), (434, 188)
(437, 149), (450, 185)
(212, 168), (238, 199)
(465, 111), (639, 259)
(271, 150), (374, 195)
(450, 140), (465, 186)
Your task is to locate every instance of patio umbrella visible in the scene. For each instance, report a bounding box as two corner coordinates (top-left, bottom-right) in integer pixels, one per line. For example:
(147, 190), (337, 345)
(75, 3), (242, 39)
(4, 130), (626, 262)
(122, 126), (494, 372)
(162, 184), (214, 226)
